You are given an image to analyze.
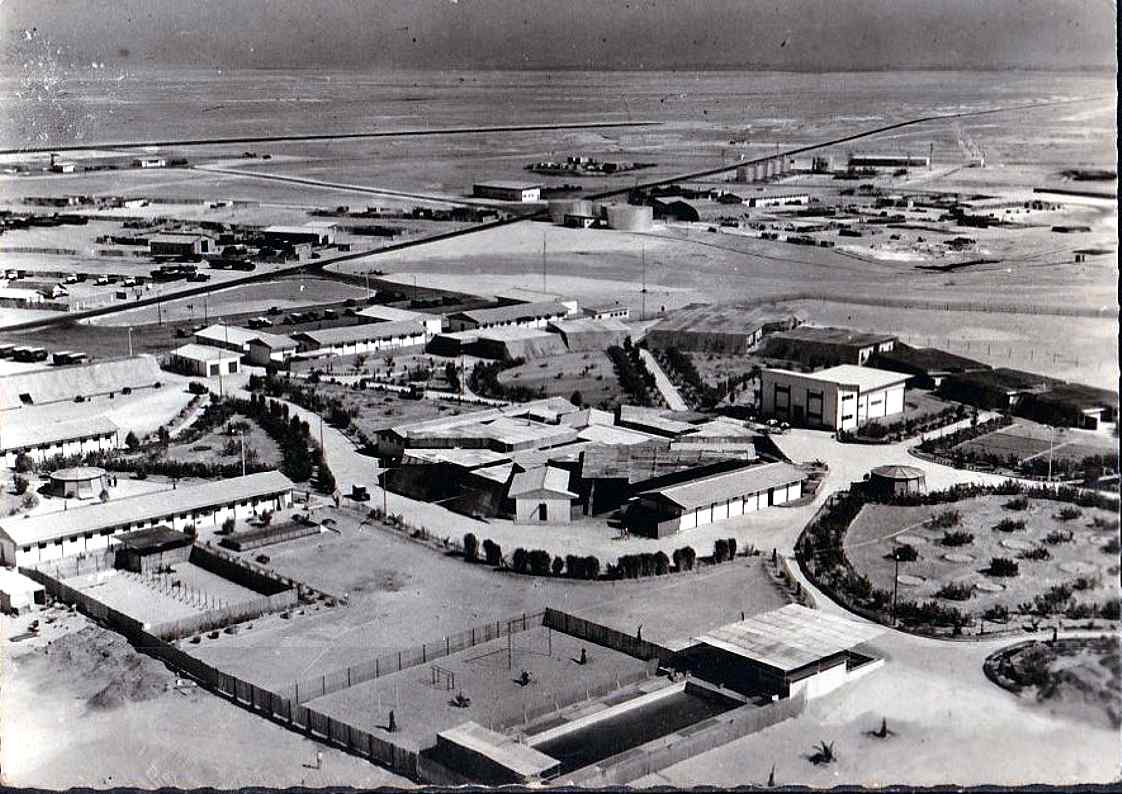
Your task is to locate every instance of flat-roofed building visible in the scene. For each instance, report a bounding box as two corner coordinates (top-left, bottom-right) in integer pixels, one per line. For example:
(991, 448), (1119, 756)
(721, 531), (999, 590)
(292, 320), (427, 357)
(760, 364), (909, 431)
(169, 343), (241, 377)
(469, 326), (567, 361)
(547, 317), (630, 352)
(0, 568), (46, 614)
(683, 604), (885, 699)
(149, 234), (212, 258)
(848, 154), (930, 168)
(743, 193), (810, 207)
(582, 303), (631, 320)
(508, 465), (577, 523)
(261, 225), (335, 246)
(631, 461), (806, 537)
(446, 301), (570, 333)
(0, 471), (294, 566)
(472, 181), (542, 202)
(434, 722), (560, 785)
(1, 415), (119, 467)
(936, 367), (1060, 412)
(616, 405), (696, 438)
(762, 325), (898, 366)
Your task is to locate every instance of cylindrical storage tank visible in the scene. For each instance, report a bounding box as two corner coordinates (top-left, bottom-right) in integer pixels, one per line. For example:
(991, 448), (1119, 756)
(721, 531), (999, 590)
(50, 466), (110, 500)
(866, 465), (927, 498)
(605, 204), (653, 231)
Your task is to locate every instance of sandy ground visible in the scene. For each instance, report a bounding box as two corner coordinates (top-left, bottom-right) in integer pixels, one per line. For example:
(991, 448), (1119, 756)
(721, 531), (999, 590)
(633, 630), (1120, 787)
(0, 610), (412, 789)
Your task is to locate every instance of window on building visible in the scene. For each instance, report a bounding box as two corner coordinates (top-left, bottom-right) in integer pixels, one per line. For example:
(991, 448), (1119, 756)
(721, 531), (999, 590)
(842, 413), (854, 421)
(38, 543), (47, 549)
(54, 539), (63, 546)
(22, 546), (31, 553)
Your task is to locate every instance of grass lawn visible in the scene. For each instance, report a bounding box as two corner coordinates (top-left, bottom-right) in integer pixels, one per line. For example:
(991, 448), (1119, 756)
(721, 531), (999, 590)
(843, 495), (1119, 623)
(497, 351), (623, 408)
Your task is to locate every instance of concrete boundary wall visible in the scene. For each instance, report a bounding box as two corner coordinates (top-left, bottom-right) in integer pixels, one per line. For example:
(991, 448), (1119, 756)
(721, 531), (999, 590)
(544, 607), (676, 665)
(561, 689), (807, 786)
(281, 611), (547, 703)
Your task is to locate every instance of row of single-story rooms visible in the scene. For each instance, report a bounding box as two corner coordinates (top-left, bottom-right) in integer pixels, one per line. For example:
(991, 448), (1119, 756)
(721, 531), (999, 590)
(0, 471), (294, 566)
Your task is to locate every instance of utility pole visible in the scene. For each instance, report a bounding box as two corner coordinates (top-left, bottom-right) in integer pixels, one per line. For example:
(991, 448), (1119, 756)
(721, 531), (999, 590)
(640, 244), (647, 322)
(240, 433), (246, 477)
(892, 551), (899, 626)
(127, 326), (133, 357)
(541, 232), (547, 293)
(203, 294), (208, 324)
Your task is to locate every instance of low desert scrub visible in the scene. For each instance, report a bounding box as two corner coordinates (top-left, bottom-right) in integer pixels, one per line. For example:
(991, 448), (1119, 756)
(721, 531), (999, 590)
(1003, 496), (1030, 511)
(935, 581), (975, 601)
(941, 530), (975, 547)
(988, 557), (1020, 577)
(992, 518), (1026, 533)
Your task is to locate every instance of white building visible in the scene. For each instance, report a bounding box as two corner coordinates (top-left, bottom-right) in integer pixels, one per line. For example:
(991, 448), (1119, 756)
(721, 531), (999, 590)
(193, 324), (296, 363)
(246, 334), (300, 366)
(508, 466), (576, 523)
(760, 364), (908, 431)
(292, 320), (428, 357)
(743, 193), (810, 208)
(133, 157), (167, 168)
(0, 471), (294, 566)
(633, 462), (806, 537)
(357, 305), (444, 336)
(1, 415), (119, 467)
(446, 301), (570, 333)
(169, 343), (241, 378)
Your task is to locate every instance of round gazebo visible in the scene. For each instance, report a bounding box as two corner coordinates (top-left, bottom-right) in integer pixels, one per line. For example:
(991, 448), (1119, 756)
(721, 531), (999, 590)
(49, 466), (109, 500)
(866, 465), (927, 497)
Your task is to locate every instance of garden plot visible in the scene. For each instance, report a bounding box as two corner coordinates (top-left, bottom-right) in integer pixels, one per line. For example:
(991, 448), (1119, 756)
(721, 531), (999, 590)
(843, 495), (1119, 623)
(496, 351), (624, 408)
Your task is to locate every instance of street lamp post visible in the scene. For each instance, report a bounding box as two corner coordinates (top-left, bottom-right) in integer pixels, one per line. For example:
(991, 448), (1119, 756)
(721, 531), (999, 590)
(127, 326), (133, 357)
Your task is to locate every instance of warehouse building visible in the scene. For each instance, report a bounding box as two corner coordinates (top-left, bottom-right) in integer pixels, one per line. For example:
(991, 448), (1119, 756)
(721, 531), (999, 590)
(848, 154), (930, 168)
(261, 224), (335, 247)
(646, 304), (799, 354)
(1014, 383), (1118, 430)
(630, 461), (806, 537)
(169, 343), (241, 377)
(1, 415), (119, 467)
(149, 234), (213, 258)
(651, 195), (702, 222)
(762, 325), (898, 367)
(869, 343), (990, 389)
(472, 181), (541, 202)
(193, 324), (297, 362)
(468, 326), (567, 361)
(0, 471), (294, 566)
(0, 568), (47, 614)
(0, 356), (162, 410)
(446, 301), (571, 333)
(508, 465), (577, 523)
(616, 405), (697, 438)
(547, 317), (630, 352)
(936, 368), (1060, 412)
(292, 320), (428, 357)
(357, 304), (444, 336)
(760, 365), (909, 431)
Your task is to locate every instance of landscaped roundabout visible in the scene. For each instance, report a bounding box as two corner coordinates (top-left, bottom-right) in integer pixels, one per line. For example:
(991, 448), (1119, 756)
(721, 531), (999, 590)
(795, 482), (1120, 637)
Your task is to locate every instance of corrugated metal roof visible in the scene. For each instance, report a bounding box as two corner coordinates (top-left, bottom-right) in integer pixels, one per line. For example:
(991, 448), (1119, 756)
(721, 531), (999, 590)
(644, 461), (806, 510)
(0, 471), (294, 547)
(694, 604), (884, 673)
(195, 324), (295, 350)
(474, 180), (541, 191)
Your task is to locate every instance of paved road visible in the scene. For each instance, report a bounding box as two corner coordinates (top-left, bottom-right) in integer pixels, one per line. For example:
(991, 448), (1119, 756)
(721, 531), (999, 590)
(638, 348), (689, 411)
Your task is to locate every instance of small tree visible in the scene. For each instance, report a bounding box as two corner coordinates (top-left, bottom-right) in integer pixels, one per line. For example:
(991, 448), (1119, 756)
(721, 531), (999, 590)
(727, 537), (737, 558)
(483, 539), (503, 567)
(512, 547), (529, 574)
(714, 539), (730, 563)
(552, 556), (565, 576)
(583, 555), (600, 580)
(220, 516), (236, 535)
(570, 390), (584, 407)
(124, 431), (140, 451)
(893, 543), (919, 562)
(463, 533), (479, 563)
(12, 475), (29, 496)
(528, 549), (551, 576)
(259, 510), (273, 526)
(654, 551), (670, 575)
(13, 453), (32, 473)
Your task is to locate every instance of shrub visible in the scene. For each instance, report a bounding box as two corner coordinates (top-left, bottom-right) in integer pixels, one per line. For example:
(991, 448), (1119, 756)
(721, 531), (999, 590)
(940, 530), (974, 547)
(1003, 496), (1030, 511)
(1098, 598), (1120, 620)
(1032, 584), (1073, 616)
(1054, 506), (1082, 522)
(1043, 529), (1074, 545)
(528, 549), (552, 576)
(551, 556), (565, 576)
(935, 581), (974, 601)
(992, 518), (1026, 533)
(512, 548), (529, 574)
(654, 551), (670, 575)
(893, 543), (919, 562)
(583, 555), (600, 580)
(188, 381), (209, 395)
(21, 493), (38, 510)
(714, 539), (730, 563)
(1101, 536), (1120, 555)
(220, 516), (236, 535)
(1018, 546), (1051, 561)
(673, 546), (697, 571)
(982, 604), (1010, 623)
(482, 539), (503, 567)
(727, 537), (737, 558)
(13, 453), (32, 473)
(927, 509), (962, 529)
(124, 431), (140, 451)
(988, 557), (1020, 577)
(463, 533), (479, 562)
(99, 489), (110, 503)
(12, 475), (29, 496)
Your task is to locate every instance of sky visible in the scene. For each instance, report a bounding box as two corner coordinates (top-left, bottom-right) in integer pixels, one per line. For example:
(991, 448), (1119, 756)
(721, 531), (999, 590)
(1, 0), (1117, 72)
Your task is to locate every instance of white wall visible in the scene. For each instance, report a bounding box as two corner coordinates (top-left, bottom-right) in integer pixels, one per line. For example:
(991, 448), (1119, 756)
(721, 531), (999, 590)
(4, 432), (119, 467)
(515, 496), (572, 523)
